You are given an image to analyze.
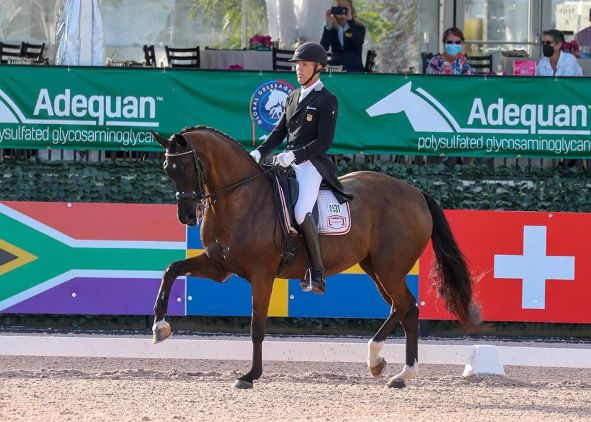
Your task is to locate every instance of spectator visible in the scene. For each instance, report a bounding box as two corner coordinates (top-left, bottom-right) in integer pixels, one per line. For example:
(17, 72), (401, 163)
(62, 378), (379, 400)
(537, 29), (583, 77)
(320, 0), (365, 72)
(575, 10), (591, 57)
(426, 27), (472, 75)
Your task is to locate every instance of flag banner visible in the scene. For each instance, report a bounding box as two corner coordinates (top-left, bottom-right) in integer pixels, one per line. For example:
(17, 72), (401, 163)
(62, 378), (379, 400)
(2, 201), (589, 323)
(420, 210), (591, 324)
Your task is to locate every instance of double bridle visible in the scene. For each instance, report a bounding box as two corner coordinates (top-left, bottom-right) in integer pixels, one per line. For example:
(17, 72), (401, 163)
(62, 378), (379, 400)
(164, 148), (275, 206)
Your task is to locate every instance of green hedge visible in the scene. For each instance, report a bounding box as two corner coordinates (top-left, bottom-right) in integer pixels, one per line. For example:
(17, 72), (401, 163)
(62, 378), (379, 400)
(1, 159), (590, 212)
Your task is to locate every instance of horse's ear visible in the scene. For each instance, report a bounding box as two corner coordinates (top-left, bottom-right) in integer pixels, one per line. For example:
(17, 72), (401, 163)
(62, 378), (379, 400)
(173, 134), (188, 148)
(150, 131), (170, 149)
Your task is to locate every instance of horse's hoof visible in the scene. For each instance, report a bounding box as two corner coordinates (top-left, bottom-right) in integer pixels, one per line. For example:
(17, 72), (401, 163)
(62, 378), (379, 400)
(152, 320), (172, 344)
(232, 379), (253, 389)
(369, 358), (387, 378)
(386, 377), (406, 389)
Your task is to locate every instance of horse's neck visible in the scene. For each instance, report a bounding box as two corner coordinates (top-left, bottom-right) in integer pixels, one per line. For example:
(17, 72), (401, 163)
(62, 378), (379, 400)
(196, 137), (259, 193)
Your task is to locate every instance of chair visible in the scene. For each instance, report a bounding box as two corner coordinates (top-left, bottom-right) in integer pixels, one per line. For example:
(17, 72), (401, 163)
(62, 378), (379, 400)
(20, 42), (45, 63)
(364, 50), (377, 72)
(0, 42), (22, 64)
(143, 45), (157, 67)
(272, 47), (295, 71)
(164, 46), (200, 68)
(325, 64), (344, 73)
(466, 54), (493, 74)
(421, 52), (435, 74)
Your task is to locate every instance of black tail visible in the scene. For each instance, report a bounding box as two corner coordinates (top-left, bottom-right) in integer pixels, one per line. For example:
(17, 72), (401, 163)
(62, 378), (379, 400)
(422, 193), (481, 328)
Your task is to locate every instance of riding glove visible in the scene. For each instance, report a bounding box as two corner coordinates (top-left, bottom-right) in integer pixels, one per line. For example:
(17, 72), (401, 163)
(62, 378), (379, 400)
(249, 150), (261, 163)
(274, 151), (295, 167)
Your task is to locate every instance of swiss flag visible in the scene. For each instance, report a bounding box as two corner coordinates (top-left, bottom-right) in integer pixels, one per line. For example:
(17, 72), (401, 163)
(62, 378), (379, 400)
(419, 210), (590, 323)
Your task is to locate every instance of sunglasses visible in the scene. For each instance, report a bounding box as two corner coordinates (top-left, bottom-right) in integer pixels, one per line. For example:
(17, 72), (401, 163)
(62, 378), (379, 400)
(542, 40), (555, 46)
(445, 40), (462, 45)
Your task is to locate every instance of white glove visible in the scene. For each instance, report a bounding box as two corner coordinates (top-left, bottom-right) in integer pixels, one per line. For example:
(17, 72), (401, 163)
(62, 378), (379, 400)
(274, 151), (295, 167)
(250, 150), (261, 163)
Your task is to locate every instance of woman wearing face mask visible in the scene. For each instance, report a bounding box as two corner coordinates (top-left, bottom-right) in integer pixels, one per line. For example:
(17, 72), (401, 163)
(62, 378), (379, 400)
(426, 27), (472, 75)
(536, 29), (582, 77)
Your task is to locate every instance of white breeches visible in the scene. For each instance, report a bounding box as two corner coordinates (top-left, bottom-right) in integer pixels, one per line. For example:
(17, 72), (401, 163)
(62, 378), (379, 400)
(293, 160), (322, 225)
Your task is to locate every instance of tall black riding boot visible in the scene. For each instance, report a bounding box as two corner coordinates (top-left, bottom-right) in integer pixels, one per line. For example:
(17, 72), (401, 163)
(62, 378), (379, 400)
(299, 212), (326, 294)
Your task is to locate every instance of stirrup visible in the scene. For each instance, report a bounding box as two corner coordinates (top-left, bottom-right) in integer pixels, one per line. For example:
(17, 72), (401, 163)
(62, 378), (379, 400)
(299, 269), (325, 294)
(300, 269), (314, 292)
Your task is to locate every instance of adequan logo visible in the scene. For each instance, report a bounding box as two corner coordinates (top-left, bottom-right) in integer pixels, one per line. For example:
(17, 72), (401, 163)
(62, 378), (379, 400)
(0, 88), (160, 127)
(366, 81), (590, 136)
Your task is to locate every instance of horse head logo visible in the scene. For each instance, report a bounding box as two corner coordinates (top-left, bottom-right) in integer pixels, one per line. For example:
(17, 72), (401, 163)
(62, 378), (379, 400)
(366, 82), (455, 133)
(264, 89), (288, 120)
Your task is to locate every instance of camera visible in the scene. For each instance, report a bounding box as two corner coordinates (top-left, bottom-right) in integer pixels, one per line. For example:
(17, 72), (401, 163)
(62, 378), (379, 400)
(331, 6), (348, 16)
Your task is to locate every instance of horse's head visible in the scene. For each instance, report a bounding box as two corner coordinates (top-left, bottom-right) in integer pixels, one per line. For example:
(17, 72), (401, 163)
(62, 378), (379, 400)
(152, 131), (203, 226)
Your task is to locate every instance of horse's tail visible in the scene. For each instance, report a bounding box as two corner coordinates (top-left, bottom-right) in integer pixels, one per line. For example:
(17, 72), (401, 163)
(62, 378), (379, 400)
(422, 192), (481, 329)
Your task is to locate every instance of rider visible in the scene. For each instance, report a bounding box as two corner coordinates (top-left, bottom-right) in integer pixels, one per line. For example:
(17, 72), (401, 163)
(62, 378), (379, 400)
(249, 42), (352, 294)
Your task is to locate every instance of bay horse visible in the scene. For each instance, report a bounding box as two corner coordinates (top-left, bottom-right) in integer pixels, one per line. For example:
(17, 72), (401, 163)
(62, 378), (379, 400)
(150, 126), (480, 389)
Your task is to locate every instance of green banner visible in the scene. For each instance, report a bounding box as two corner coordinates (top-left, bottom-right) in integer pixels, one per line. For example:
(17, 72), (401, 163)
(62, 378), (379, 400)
(1, 66), (591, 158)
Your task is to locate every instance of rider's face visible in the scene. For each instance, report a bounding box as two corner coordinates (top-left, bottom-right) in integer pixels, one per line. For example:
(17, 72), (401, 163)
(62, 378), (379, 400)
(296, 60), (317, 86)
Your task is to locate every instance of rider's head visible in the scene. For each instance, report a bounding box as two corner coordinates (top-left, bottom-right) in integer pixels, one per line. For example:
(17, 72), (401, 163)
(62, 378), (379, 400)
(290, 42), (328, 87)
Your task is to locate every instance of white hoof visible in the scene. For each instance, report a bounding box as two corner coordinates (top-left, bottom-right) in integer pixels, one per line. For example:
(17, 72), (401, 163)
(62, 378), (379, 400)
(152, 320), (172, 344)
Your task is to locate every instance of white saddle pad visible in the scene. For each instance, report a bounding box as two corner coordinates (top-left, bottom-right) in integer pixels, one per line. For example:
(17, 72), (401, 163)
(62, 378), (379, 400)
(317, 189), (351, 235)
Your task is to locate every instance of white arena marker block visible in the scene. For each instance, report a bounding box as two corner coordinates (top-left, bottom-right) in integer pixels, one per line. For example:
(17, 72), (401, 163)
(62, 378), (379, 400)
(463, 345), (505, 377)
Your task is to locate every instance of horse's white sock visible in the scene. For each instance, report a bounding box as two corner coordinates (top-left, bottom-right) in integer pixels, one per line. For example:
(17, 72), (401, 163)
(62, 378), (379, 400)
(367, 340), (385, 367)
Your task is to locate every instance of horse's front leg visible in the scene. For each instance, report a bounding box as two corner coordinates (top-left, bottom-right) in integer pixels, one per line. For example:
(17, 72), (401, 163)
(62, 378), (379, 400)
(153, 251), (230, 343)
(233, 275), (274, 389)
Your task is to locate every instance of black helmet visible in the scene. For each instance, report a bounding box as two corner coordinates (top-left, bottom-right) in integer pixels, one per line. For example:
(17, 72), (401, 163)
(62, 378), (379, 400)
(289, 42), (328, 66)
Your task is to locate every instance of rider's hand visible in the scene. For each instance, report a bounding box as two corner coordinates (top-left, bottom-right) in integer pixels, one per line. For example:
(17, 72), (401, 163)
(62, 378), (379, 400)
(250, 150), (261, 163)
(274, 151), (295, 167)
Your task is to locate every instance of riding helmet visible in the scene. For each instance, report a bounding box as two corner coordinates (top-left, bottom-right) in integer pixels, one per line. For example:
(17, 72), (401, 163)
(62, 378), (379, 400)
(289, 42), (328, 66)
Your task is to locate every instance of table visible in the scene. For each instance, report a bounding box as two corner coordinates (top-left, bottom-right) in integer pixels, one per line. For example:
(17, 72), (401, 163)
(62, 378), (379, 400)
(200, 49), (273, 71)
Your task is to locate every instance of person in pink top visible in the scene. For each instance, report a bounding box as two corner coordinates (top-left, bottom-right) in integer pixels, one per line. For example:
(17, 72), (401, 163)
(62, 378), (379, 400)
(426, 27), (472, 75)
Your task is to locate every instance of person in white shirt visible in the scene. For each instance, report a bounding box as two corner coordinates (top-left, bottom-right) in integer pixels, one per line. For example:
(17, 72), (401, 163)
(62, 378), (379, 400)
(536, 29), (583, 77)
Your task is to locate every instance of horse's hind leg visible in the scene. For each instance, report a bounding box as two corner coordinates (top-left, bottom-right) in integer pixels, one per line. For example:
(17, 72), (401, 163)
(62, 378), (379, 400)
(361, 259), (418, 388)
(360, 259), (392, 378)
(388, 303), (419, 388)
(153, 251), (230, 343)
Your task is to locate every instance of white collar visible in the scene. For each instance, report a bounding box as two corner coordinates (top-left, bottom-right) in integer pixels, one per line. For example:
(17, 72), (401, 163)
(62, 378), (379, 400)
(300, 79), (323, 98)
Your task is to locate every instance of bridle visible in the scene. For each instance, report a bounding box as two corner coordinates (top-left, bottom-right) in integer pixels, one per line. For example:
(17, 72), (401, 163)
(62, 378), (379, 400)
(164, 147), (275, 207)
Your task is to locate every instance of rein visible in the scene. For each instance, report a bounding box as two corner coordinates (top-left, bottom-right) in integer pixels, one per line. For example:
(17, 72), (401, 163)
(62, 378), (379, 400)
(164, 148), (275, 206)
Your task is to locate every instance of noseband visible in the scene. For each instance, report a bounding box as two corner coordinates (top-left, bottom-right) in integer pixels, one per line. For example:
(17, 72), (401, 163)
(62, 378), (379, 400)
(164, 147), (275, 206)
(165, 149), (207, 203)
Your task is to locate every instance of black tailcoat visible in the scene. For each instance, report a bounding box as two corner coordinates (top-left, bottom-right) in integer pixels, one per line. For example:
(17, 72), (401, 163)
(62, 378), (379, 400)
(256, 81), (352, 203)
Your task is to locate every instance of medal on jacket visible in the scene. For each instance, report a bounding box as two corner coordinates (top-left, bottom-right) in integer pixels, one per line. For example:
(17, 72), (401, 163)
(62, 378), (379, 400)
(306, 113), (313, 122)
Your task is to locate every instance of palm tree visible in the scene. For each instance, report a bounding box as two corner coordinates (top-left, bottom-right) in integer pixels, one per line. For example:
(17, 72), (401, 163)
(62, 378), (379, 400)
(189, 0), (268, 48)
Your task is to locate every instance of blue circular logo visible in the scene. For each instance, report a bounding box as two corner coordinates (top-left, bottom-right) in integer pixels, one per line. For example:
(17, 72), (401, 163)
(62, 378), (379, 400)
(249, 80), (295, 133)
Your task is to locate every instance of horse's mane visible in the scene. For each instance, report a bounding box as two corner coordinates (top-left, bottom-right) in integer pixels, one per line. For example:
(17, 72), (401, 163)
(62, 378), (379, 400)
(180, 125), (252, 160)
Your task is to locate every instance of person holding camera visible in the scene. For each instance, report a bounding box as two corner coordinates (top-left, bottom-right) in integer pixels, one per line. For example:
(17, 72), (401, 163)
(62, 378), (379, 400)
(320, 0), (366, 72)
(249, 42), (353, 294)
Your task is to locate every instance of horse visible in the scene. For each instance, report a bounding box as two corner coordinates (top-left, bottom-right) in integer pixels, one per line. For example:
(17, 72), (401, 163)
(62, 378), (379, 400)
(150, 126), (480, 389)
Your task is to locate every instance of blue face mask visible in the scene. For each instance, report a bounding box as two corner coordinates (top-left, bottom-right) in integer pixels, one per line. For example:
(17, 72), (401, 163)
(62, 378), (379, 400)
(445, 43), (462, 57)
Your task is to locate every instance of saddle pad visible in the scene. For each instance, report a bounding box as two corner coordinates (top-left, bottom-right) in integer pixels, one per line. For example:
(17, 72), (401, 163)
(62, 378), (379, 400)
(317, 189), (351, 235)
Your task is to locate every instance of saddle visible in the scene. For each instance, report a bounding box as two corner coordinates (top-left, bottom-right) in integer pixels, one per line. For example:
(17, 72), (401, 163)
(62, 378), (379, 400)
(265, 166), (351, 270)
